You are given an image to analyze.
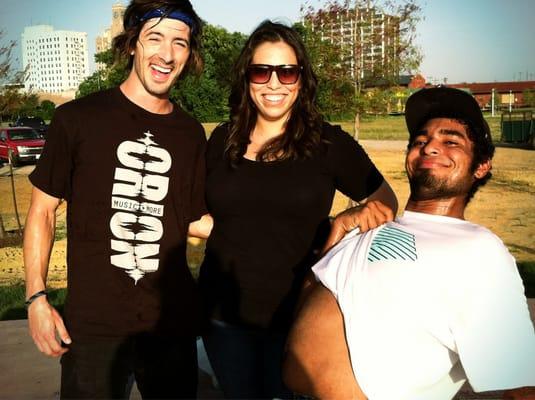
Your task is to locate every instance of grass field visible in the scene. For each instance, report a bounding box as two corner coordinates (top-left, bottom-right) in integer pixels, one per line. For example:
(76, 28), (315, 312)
(332, 114), (504, 142)
(202, 114), (504, 142)
(1, 116), (534, 319)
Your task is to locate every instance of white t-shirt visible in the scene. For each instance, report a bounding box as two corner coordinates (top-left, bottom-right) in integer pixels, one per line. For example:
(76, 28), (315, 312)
(313, 211), (535, 400)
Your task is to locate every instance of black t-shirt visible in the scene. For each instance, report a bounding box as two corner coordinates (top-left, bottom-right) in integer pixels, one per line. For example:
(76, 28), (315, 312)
(30, 87), (207, 339)
(199, 122), (384, 331)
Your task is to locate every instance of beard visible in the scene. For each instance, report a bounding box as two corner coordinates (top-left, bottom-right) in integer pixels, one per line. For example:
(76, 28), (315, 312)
(409, 169), (472, 201)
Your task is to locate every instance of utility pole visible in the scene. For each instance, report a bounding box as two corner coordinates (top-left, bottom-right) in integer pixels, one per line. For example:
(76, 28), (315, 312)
(509, 90), (513, 112)
(491, 88), (495, 117)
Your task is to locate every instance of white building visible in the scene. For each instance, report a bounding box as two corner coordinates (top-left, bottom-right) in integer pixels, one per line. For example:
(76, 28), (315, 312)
(305, 7), (400, 82)
(21, 25), (89, 94)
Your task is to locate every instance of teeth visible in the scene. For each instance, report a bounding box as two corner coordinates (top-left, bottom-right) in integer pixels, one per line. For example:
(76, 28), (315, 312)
(151, 65), (172, 74)
(264, 95), (284, 102)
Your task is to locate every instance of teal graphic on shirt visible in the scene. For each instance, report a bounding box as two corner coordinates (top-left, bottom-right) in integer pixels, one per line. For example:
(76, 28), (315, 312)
(368, 226), (417, 262)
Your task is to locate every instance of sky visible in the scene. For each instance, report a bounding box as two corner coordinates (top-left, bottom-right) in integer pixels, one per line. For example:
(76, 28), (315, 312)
(1, 0), (534, 84)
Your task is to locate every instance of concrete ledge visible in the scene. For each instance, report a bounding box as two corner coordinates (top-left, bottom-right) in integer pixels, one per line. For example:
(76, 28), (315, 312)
(0, 320), (222, 399)
(1, 299), (533, 399)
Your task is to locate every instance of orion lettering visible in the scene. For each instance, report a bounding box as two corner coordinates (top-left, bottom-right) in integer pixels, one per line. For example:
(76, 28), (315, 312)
(109, 131), (171, 284)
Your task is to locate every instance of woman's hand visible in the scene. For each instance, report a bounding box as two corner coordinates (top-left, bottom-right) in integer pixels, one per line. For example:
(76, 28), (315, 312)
(188, 214), (214, 239)
(322, 200), (394, 254)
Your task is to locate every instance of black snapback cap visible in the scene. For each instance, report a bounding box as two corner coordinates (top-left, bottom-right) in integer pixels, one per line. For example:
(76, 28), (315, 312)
(405, 86), (491, 142)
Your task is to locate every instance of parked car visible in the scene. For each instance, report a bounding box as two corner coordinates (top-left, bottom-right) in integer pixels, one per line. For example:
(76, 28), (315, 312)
(0, 127), (45, 167)
(10, 116), (48, 137)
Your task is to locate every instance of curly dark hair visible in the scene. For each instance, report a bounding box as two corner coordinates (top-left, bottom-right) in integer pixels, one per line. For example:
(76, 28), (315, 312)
(225, 20), (324, 165)
(112, 0), (203, 76)
(460, 118), (495, 203)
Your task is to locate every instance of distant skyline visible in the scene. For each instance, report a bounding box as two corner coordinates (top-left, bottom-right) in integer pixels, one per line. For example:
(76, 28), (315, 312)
(1, 0), (534, 84)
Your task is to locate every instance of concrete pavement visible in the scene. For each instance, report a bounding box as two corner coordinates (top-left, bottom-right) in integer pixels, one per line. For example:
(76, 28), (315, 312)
(1, 300), (533, 399)
(0, 319), (222, 399)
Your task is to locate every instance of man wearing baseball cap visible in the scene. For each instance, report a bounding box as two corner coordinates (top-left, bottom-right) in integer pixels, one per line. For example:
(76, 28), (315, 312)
(284, 87), (535, 399)
(23, 0), (212, 398)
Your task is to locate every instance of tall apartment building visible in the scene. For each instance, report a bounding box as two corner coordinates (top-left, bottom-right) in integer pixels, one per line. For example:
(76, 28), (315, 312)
(21, 25), (89, 94)
(96, 2), (126, 70)
(305, 6), (400, 82)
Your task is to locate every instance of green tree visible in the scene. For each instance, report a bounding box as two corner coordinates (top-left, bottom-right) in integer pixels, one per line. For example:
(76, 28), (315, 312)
(294, 22), (357, 120)
(523, 89), (535, 108)
(0, 29), (29, 122)
(95, 48), (115, 68)
(76, 26), (246, 122)
(172, 75), (228, 121)
(0, 88), (25, 121)
(77, 49), (128, 99)
(301, 0), (422, 95)
(15, 93), (40, 117)
(0, 29), (36, 237)
(363, 88), (385, 114)
(36, 100), (56, 120)
(0, 30), (26, 85)
(174, 25), (246, 121)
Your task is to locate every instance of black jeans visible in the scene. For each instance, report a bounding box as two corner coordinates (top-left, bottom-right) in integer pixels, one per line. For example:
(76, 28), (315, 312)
(202, 320), (292, 399)
(60, 333), (197, 399)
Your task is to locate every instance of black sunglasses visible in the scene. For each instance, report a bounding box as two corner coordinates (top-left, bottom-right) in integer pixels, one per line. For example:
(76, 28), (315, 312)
(247, 64), (302, 85)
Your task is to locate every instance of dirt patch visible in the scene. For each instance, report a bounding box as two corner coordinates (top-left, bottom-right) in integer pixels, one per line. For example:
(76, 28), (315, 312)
(345, 142), (535, 264)
(0, 233), (23, 248)
(0, 143), (534, 287)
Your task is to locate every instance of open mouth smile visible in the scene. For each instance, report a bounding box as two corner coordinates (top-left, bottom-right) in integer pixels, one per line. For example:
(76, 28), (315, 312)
(150, 64), (173, 81)
(262, 94), (286, 104)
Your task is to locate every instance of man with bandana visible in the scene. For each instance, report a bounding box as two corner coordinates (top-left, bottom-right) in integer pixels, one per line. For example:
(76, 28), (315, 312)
(23, 1), (211, 398)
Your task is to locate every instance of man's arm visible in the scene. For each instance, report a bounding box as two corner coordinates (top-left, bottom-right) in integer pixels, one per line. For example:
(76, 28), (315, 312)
(283, 282), (367, 400)
(187, 213), (213, 239)
(323, 180), (397, 253)
(24, 186), (71, 357)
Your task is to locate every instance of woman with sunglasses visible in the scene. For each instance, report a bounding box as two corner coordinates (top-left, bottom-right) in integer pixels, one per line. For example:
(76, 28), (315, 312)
(199, 20), (397, 399)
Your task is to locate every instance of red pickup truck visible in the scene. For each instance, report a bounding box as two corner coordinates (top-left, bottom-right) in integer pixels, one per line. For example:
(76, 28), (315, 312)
(0, 127), (45, 167)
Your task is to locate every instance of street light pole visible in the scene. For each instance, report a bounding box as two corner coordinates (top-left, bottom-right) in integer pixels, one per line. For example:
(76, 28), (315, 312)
(509, 90), (513, 112)
(491, 88), (495, 117)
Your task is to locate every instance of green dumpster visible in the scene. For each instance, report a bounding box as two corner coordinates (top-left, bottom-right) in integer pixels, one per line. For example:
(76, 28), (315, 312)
(501, 111), (533, 143)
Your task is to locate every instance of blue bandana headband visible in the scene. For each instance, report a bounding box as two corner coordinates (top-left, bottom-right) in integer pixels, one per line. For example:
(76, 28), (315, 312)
(133, 8), (196, 33)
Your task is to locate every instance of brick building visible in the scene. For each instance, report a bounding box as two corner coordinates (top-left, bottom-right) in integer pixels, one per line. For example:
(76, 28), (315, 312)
(96, 2), (126, 70)
(445, 81), (535, 109)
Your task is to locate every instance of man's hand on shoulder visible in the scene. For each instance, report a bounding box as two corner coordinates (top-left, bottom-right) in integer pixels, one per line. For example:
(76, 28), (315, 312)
(28, 296), (71, 357)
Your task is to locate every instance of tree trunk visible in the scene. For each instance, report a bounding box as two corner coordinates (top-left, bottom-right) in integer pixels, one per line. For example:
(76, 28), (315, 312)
(0, 213), (6, 239)
(348, 113), (361, 209)
(353, 113), (360, 140)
